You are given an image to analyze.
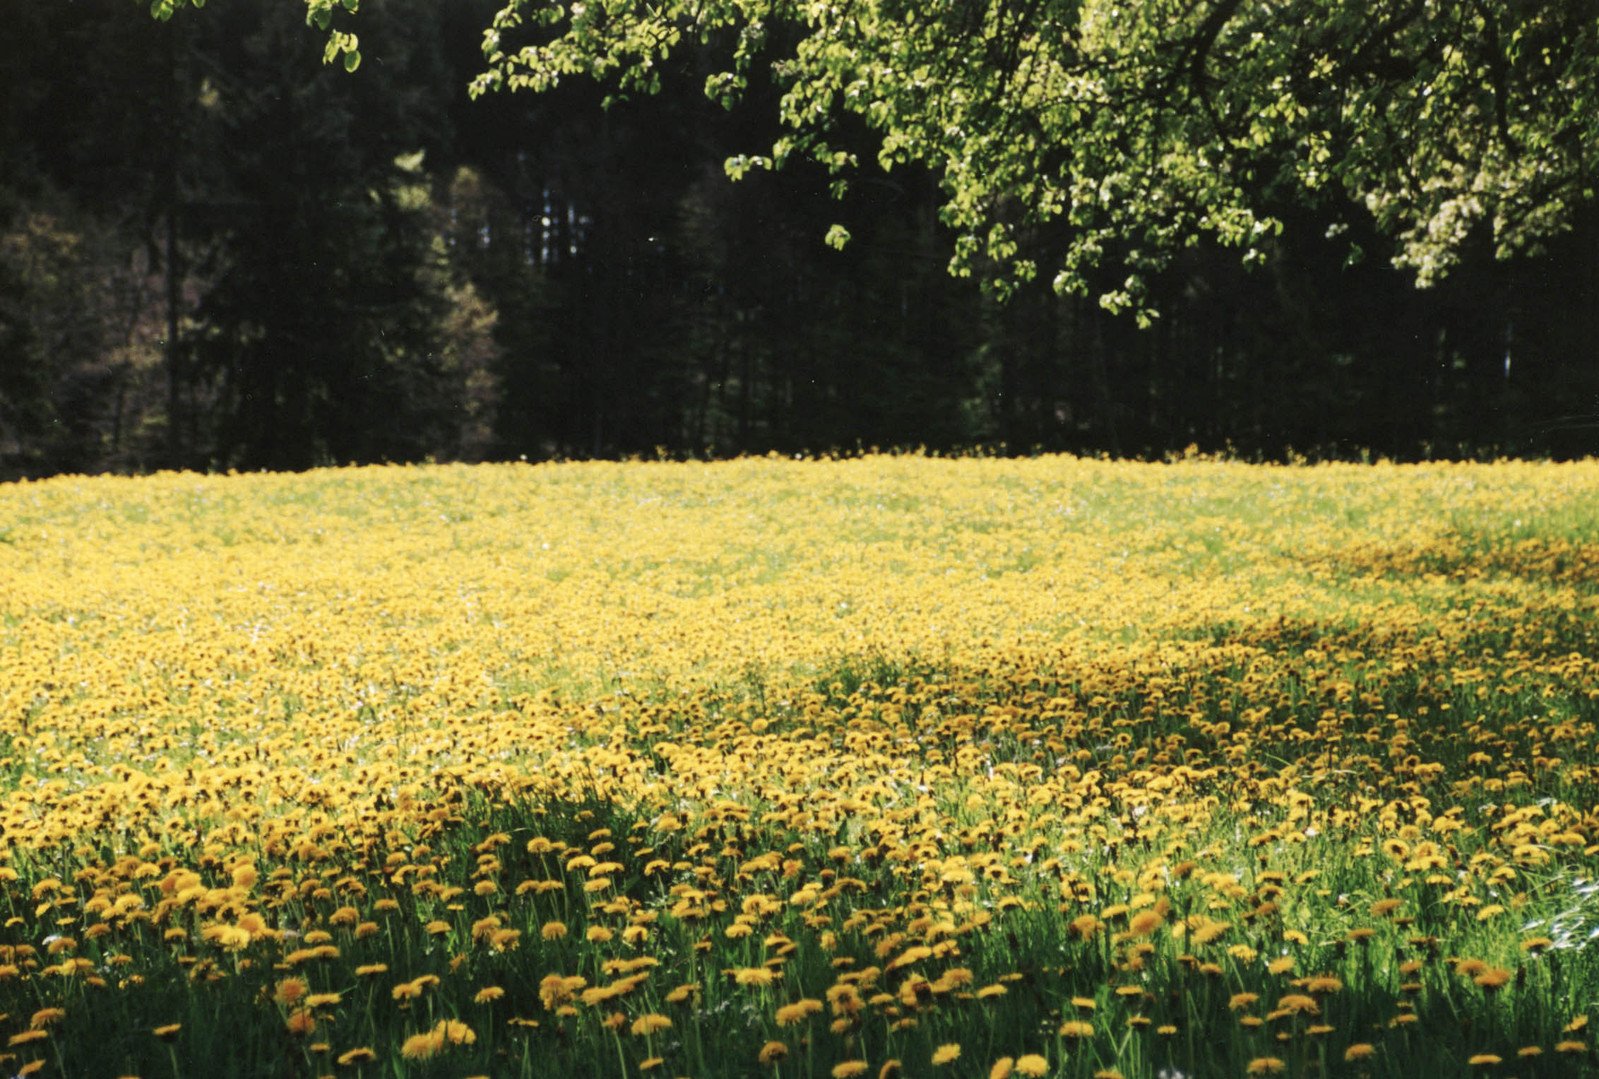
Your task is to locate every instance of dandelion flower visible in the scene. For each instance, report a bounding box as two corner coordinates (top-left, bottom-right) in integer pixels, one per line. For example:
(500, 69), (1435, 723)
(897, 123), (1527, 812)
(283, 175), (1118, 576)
(1128, 910), (1163, 936)
(274, 977), (310, 1007)
(401, 1031), (443, 1060)
(1472, 968), (1512, 990)
(932, 1043), (961, 1066)
(1015, 1055), (1050, 1077)
(1276, 993), (1319, 1015)
(631, 1014), (672, 1037)
(28, 1008), (65, 1029)
(776, 999), (824, 1025)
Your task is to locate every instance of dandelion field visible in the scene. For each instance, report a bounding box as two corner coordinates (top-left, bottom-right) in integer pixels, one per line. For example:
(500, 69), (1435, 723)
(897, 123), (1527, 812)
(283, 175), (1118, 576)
(1, 455), (1598, 1078)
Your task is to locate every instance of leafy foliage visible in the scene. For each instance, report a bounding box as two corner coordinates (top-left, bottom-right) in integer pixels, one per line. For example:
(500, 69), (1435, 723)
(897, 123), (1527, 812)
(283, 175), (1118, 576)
(463, 0), (1599, 316)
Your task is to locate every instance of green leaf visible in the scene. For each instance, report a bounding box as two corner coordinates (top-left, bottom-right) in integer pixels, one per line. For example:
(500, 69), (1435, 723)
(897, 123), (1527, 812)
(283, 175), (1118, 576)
(823, 224), (850, 251)
(344, 49), (362, 73)
(340, 0), (359, 10)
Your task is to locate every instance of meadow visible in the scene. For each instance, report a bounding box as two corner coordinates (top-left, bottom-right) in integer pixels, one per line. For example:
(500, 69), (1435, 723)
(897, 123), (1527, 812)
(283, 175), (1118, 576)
(0, 454), (1596, 1078)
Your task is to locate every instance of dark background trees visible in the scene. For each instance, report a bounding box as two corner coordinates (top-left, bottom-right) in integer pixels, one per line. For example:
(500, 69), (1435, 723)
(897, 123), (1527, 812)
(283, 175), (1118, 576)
(1, 0), (1594, 478)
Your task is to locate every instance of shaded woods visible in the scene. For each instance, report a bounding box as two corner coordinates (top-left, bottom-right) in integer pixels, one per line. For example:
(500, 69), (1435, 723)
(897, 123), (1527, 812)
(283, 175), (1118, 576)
(2, 0), (1596, 477)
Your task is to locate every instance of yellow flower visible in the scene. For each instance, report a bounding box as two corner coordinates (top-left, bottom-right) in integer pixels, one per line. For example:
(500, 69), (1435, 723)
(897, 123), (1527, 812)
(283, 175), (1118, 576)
(1058, 1020), (1094, 1038)
(1014, 1055), (1050, 1078)
(989, 1058), (1014, 1079)
(1472, 967), (1512, 990)
(28, 1008), (66, 1029)
(336, 1048), (377, 1065)
(832, 1062), (869, 1078)
(932, 1043), (961, 1066)
(1344, 1044), (1376, 1062)
(758, 1041), (789, 1065)
(631, 1014), (672, 1037)
(400, 1031), (443, 1060)
(1246, 1058), (1286, 1075)
(775, 999), (824, 1026)
(433, 1019), (476, 1046)
(1466, 1054), (1502, 1066)
(274, 977), (310, 1006)
(541, 920), (568, 940)
(1127, 910), (1163, 937)
(1275, 993), (1319, 1015)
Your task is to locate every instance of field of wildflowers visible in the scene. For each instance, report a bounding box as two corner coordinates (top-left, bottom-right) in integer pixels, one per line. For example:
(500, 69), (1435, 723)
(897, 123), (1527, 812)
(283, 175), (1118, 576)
(0, 455), (1597, 1078)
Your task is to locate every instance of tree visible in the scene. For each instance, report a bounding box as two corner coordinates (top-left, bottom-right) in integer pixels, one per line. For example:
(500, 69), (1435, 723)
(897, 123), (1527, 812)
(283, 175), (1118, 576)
(225, 0), (1594, 321)
(502, 0), (1599, 315)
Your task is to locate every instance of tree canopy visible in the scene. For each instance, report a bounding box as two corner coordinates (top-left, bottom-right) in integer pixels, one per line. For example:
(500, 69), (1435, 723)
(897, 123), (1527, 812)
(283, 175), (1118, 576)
(153, 1), (1598, 315)
(430, 0), (1592, 317)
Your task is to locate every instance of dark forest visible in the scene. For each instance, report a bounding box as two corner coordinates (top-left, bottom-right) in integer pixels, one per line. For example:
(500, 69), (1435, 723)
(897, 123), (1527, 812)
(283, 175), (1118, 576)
(3, 0), (1596, 478)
